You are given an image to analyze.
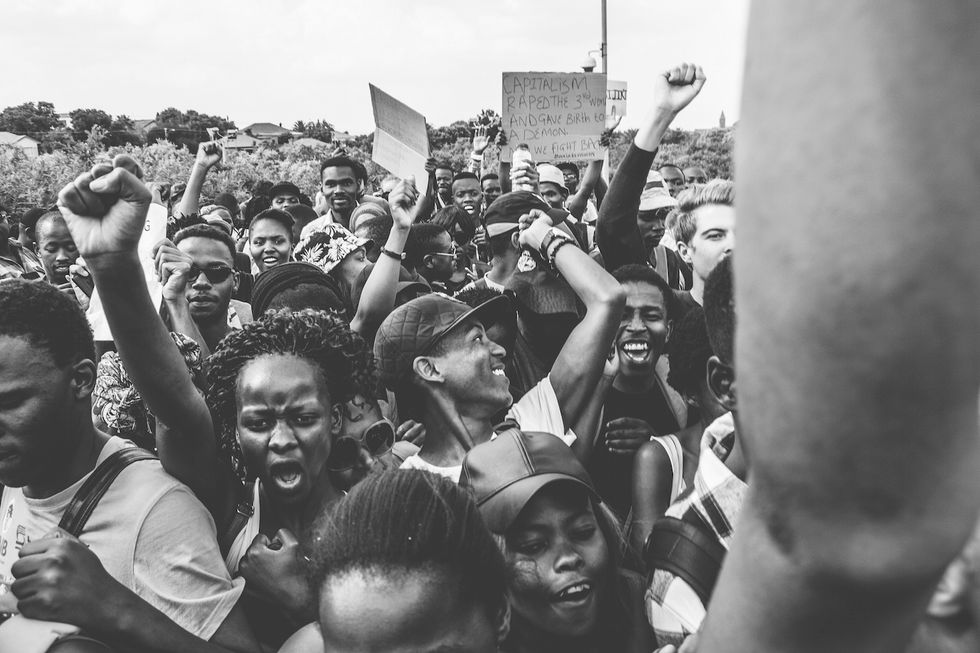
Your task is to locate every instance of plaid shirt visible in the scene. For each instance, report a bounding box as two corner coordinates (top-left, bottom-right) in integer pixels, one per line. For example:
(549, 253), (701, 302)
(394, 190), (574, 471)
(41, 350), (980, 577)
(0, 239), (43, 280)
(645, 413), (746, 647)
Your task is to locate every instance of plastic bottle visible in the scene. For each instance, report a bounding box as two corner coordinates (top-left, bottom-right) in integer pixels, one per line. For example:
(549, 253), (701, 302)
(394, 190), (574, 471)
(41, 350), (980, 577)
(511, 144), (536, 192)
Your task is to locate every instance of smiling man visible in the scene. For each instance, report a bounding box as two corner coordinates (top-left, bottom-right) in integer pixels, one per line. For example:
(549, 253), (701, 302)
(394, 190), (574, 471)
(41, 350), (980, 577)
(302, 156), (363, 234)
(375, 211), (626, 481)
(588, 264), (687, 518)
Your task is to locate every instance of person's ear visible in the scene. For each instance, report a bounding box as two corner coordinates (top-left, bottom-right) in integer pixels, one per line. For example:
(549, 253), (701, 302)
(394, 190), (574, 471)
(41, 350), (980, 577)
(422, 254), (435, 270)
(495, 598), (511, 646)
(330, 403), (345, 437)
(676, 241), (693, 267)
(706, 355), (736, 412)
(412, 356), (445, 385)
(71, 358), (97, 401)
(510, 230), (520, 250)
(665, 319), (674, 343)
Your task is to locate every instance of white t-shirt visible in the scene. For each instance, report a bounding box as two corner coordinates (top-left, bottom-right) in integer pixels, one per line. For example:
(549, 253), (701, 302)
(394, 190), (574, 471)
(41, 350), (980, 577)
(399, 376), (576, 482)
(0, 437), (244, 639)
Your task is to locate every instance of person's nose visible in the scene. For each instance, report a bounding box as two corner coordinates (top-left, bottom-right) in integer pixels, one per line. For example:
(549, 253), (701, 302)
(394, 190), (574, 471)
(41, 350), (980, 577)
(553, 538), (586, 574)
(268, 420), (298, 452)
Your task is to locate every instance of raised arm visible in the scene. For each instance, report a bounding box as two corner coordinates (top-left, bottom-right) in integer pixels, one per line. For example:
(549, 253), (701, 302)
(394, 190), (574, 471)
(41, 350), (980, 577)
(566, 158), (604, 220)
(698, 4), (980, 653)
(175, 142), (222, 220)
(58, 156), (220, 507)
(518, 211), (626, 432)
(596, 64), (704, 271)
(349, 178), (416, 334)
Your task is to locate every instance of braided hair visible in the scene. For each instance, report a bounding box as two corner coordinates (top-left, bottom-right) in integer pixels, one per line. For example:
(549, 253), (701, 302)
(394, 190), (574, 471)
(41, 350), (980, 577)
(205, 309), (376, 482)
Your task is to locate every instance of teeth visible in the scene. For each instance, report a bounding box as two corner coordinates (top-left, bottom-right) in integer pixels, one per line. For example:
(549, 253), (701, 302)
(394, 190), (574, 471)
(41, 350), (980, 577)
(492, 369), (505, 376)
(622, 342), (649, 352)
(559, 582), (591, 599)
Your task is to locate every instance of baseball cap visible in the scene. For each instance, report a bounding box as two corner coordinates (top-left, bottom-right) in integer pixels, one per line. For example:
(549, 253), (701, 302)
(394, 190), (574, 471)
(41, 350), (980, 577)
(537, 164), (568, 194)
(293, 223), (371, 274)
(269, 181), (302, 199)
(373, 293), (512, 387)
(460, 427), (599, 534)
(640, 171), (678, 212)
(483, 191), (569, 238)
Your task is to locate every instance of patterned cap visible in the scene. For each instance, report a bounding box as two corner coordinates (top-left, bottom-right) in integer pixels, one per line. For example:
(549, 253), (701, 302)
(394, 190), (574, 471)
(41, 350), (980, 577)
(640, 171), (678, 212)
(293, 223), (371, 273)
(373, 293), (512, 388)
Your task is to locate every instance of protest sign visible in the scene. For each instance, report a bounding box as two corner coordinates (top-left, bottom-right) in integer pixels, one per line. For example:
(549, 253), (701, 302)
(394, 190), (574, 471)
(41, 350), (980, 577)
(607, 80), (628, 120)
(369, 84), (429, 190)
(502, 72), (607, 163)
(86, 201), (166, 340)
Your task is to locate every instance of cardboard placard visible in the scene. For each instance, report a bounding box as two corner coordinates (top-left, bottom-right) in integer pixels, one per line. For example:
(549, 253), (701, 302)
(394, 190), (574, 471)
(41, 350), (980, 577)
(369, 84), (430, 189)
(86, 202), (166, 340)
(607, 80), (628, 120)
(502, 72), (607, 163)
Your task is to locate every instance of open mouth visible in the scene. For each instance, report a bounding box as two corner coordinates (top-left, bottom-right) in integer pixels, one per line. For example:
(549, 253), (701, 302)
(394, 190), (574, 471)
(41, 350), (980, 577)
(263, 255), (281, 266)
(268, 460), (304, 492)
(620, 339), (651, 363)
(554, 581), (593, 605)
(462, 203), (477, 214)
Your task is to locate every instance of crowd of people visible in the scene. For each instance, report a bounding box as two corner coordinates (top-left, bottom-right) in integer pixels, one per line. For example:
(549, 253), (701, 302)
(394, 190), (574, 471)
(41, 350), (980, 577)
(0, 4), (978, 651)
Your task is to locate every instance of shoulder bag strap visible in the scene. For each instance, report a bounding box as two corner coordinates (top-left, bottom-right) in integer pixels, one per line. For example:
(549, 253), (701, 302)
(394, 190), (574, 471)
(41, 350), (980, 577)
(645, 513), (727, 606)
(58, 448), (158, 537)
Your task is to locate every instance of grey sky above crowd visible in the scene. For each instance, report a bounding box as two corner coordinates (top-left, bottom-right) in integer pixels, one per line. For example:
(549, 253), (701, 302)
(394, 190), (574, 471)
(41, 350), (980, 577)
(2, 0), (748, 134)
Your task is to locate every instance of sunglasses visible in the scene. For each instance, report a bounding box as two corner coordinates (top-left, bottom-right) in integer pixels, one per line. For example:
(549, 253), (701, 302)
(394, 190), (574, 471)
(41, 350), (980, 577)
(429, 243), (459, 259)
(327, 419), (396, 471)
(188, 264), (235, 284)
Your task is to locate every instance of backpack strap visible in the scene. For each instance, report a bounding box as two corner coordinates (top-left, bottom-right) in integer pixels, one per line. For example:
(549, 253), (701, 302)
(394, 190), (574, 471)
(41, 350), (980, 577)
(644, 513), (727, 606)
(219, 481), (255, 559)
(58, 448), (158, 537)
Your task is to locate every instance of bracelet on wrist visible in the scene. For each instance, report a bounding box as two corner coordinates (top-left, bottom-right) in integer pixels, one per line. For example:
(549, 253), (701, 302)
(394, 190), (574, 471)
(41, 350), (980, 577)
(380, 247), (404, 261)
(547, 238), (575, 272)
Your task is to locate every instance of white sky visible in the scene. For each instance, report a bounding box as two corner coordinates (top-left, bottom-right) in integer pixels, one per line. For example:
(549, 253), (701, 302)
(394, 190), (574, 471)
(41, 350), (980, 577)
(1, 0), (748, 134)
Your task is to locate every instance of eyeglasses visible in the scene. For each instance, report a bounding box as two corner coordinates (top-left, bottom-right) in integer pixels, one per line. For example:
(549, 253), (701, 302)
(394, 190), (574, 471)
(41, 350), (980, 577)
(429, 243), (459, 259)
(327, 419), (396, 471)
(188, 264), (235, 284)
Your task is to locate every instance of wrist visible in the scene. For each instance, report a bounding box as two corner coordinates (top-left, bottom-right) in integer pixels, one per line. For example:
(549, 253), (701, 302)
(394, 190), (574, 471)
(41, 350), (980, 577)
(84, 250), (142, 273)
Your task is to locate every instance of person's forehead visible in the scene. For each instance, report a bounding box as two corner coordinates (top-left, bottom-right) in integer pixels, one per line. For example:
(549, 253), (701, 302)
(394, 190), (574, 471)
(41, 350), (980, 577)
(273, 192), (298, 201)
(435, 168), (454, 177)
(482, 178), (501, 189)
(623, 280), (666, 307)
(693, 204), (736, 233)
(540, 182), (564, 194)
(0, 335), (63, 379)
(178, 236), (233, 264)
(453, 178), (480, 191)
(322, 166), (356, 181)
(660, 167), (684, 180)
(238, 353), (328, 398)
(251, 218), (290, 237)
(36, 217), (71, 240)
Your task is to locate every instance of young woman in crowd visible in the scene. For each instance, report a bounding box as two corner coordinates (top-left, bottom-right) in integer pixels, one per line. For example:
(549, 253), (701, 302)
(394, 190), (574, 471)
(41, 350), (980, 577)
(461, 428), (654, 653)
(630, 305), (727, 552)
(248, 208), (294, 273)
(57, 159), (379, 648)
(279, 469), (510, 653)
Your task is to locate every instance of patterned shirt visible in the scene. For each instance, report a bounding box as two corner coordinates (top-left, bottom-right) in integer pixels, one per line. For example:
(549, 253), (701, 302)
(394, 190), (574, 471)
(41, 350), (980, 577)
(645, 413), (746, 647)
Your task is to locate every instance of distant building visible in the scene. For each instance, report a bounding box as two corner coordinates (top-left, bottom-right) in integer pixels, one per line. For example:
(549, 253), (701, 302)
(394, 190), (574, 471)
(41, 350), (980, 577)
(719, 111), (727, 129)
(57, 113), (72, 128)
(220, 130), (262, 152)
(133, 119), (158, 136)
(291, 137), (330, 148)
(0, 132), (40, 159)
(332, 130), (355, 143)
(243, 122), (292, 144)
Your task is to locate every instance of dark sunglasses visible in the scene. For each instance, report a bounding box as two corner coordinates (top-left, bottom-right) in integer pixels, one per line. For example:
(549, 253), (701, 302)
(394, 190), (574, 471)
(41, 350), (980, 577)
(327, 419), (396, 471)
(188, 264), (234, 284)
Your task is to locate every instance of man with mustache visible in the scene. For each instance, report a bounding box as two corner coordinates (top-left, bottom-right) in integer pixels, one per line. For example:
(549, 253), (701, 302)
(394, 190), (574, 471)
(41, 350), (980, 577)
(302, 156), (362, 234)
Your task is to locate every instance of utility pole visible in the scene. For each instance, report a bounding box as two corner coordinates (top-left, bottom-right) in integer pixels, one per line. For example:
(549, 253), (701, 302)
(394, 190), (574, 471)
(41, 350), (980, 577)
(601, 0), (608, 73)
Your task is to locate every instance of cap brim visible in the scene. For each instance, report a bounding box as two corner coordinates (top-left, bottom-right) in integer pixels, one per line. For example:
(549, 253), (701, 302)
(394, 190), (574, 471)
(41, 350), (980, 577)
(480, 474), (598, 534)
(486, 223), (519, 238)
(422, 294), (514, 356)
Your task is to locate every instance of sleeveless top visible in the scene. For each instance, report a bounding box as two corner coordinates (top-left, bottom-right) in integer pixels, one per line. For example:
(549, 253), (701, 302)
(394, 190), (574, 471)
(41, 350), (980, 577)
(651, 434), (687, 505)
(224, 480), (262, 574)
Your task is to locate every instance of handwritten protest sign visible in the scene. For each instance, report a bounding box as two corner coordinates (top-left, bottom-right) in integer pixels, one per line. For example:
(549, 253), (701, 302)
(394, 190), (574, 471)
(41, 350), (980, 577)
(502, 72), (607, 163)
(607, 80), (628, 120)
(87, 201), (166, 340)
(369, 84), (429, 190)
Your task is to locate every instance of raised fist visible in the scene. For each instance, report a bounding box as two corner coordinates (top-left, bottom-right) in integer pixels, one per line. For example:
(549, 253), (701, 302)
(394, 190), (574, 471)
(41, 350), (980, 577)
(57, 154), (151, 262)
(653, 62), (707, 115)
